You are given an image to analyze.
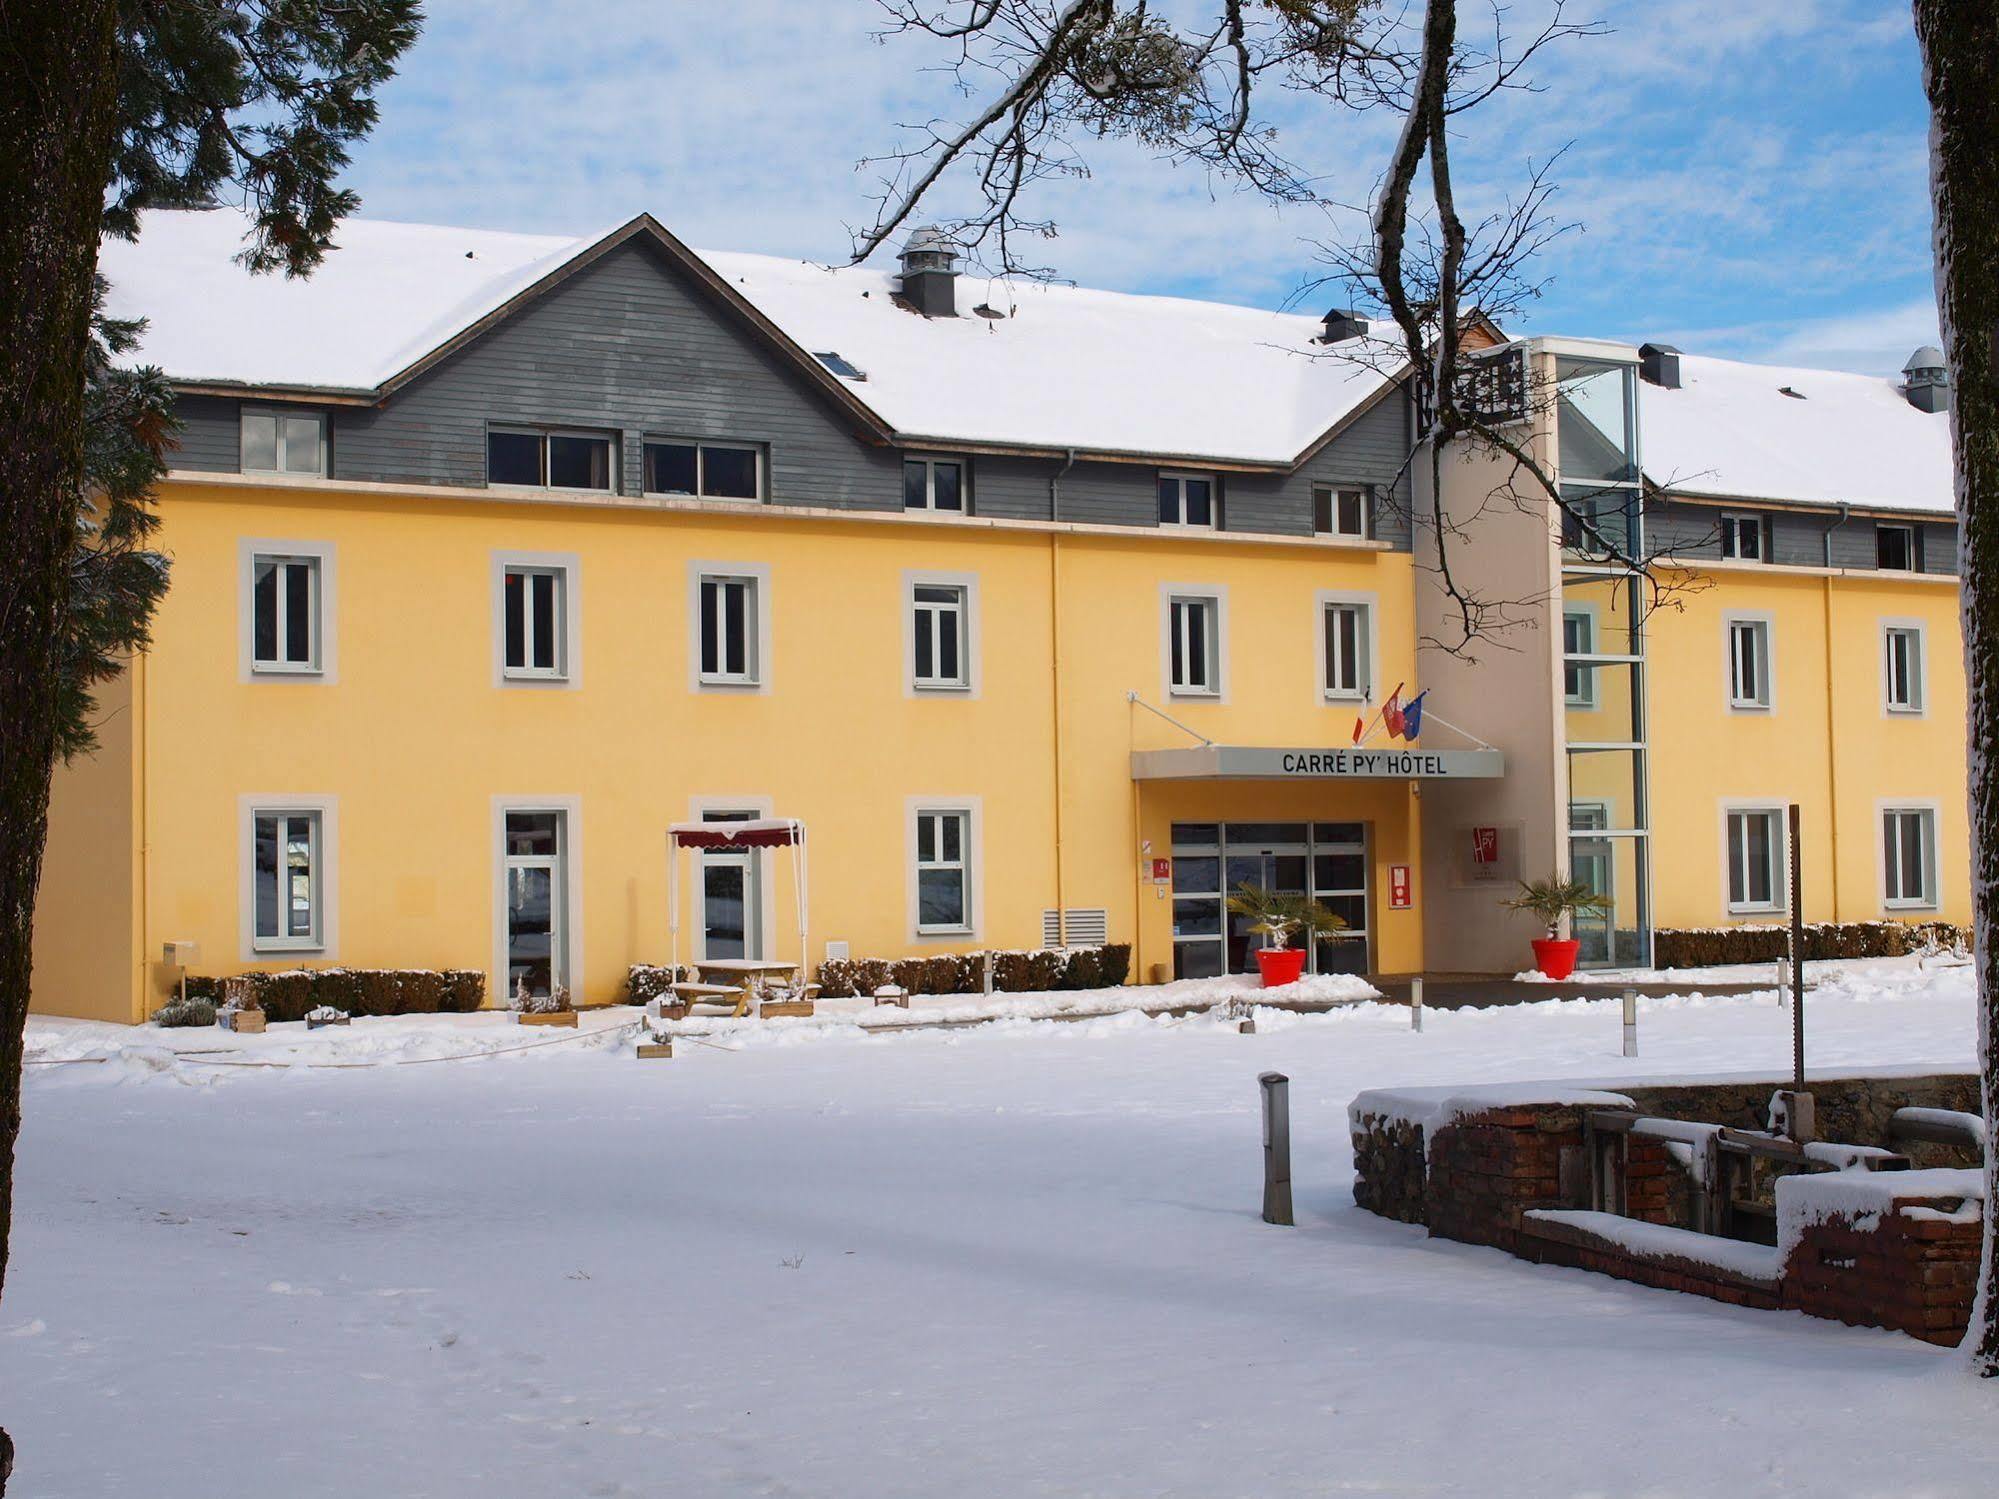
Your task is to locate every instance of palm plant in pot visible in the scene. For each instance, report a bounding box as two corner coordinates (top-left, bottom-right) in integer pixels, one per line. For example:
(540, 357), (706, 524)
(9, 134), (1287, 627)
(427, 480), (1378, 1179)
(1225, 883), (1347, 988)
(1503, 875), (1612, 981)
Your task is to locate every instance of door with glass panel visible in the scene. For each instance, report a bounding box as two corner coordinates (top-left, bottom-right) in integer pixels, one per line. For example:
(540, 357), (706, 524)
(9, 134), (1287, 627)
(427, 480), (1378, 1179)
(1171, 821), (1371, 977)
(699, 809), (763, 960)
(1569, 804), (1615, 967)
(504, 811), (566, 999)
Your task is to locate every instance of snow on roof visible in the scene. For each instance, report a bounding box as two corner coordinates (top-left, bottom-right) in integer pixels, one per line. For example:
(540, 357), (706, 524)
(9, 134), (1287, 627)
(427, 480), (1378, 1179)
(693, 248), (1398, 463)
(99, 208), (598, 392)
(98, 208), (1398, 464)
(1640, 352), (1954, 516)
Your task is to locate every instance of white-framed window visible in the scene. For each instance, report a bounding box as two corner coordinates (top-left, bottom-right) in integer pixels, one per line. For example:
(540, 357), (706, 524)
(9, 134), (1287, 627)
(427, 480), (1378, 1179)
(238, 539), (335, 683)
(1726, 615), (1773, 710)
(491, 551), (580, 688)
(1877, 524), (1918, 572)
(1157, 471), (1218, 529)
(904, 457), (968, 513)
(1164, 589), (1224, 697)
(698, 574), (760, 686)
(1719, 512), (1766, 561)
(910, 582), (970, 690)
(1320, 597), (1373, 700)
(912, 805), (974, 935)
(1882, 805), (1939, 909)
(1724, 806), (1785, 913)
(644, 439), (764, 501)
(238, 795), (337, 958)
(1563, 608), (1597, 707)
(1314, 485), (1371, 540)
(241, 409), (326, 477)
(486, 427), (615, 491)
(1883, 623), (1926, 715)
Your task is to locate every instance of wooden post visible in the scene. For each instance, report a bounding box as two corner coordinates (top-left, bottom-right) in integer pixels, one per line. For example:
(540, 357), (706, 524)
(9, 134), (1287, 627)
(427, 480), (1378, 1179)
(1621, 987), (1637, 1057)
(1410, 975), (1424, 1032)
(1260, 1071), (1293, 1226)
(1788, 803), (1805, 1092)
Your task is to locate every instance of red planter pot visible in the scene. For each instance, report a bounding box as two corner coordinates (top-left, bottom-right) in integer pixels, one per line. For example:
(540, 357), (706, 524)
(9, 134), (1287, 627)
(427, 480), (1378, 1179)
(1255, 948), (1309, 987)
(1530, 937), (1582, 981)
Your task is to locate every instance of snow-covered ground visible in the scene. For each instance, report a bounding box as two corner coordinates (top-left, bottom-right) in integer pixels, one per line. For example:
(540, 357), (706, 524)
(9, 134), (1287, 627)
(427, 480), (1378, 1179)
(6, 962), (1995, 1497)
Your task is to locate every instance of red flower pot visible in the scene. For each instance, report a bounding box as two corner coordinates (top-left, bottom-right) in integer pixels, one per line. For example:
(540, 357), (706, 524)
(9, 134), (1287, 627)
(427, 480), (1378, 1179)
(1530, 937), (1582, 981)
(1255, 947), (1308, 987)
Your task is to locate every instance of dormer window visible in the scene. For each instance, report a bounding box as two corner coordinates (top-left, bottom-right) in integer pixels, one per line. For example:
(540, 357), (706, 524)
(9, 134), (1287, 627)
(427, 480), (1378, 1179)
(1158, 472), (1218, 529)
(1877, 524), (1918, 571)
(487, 427), (614, 492)
(242, 409), (325, 477)
(1314, 486), (1370, 540)
(904, 457), (966, 512)
(645, 439), (763, 501)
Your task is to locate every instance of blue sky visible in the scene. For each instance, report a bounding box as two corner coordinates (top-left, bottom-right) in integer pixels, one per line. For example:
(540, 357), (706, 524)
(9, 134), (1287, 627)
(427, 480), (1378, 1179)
(339, 1), (1938, 376)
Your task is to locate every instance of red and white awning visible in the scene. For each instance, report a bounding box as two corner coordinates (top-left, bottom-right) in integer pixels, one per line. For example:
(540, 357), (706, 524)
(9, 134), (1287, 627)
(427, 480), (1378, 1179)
(667, 818), (805, 850)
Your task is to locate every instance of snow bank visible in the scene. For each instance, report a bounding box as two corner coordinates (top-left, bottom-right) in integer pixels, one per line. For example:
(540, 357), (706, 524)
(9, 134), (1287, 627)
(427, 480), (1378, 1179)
(1525, 1209), (1784, 1283)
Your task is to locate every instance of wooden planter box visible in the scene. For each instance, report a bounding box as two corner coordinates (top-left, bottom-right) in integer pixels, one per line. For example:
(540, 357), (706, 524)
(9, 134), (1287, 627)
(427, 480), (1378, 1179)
(306, 1013), (351, 1030)
(218, 1009), (266, 1034)
(761, 1000), (815, 1018)
(516, 1010), (578, 1028)
(636, 1041), (674, 1060)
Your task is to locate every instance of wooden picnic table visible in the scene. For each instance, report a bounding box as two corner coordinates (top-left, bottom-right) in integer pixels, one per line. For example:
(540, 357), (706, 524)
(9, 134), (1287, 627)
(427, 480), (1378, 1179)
(680, 958), (803, 1018)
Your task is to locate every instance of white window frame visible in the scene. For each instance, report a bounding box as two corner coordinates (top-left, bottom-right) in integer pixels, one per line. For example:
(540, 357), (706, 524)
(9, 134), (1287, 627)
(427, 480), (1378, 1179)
(1724, 612), (1775, 712)
(1882, 620), (1927, 716)
(1719, 511), (1766, 562)
(1157, 470), (1220, 530)
(490, 795), (584, 1004)
(240, 408), (327, 477)
(485, 426), (617, 493)
(490, 550), (581, 689)
(687, 560), (772, 693)
(687, 794), (777, 962)
(1315, 590), (1376, 703)
(1314, 485), (1372, 540)
(906, 797), (982, 940)
(1880, 802), (1941, 912)
(642, 437), (767, 502)
(1720, 802), (1787, 915)
(238, 538), (337, 683)
(1160, 583), (1227, 700)
(1562, 605), (1598, 708)
(1876, 523), (1918, 572)
(904, 570), (979, 695)
(903, 456), (970, 514)
(238, 794), (338, 960)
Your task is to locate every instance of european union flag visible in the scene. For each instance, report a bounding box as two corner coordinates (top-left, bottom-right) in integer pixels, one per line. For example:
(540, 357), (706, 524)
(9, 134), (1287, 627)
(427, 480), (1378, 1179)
(1401, 690), (1428, 740)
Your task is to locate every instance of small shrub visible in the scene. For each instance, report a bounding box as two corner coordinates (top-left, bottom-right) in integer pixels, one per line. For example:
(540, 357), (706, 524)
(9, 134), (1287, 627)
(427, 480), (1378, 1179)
(309, 968), (363, 1014)
(151, 994), (217, 1028)
(1098, 943), (1132, 987)
(182, 975), (224, 1004)
(1057, 946), (1104, 991)
(815, 959), (857, 999)
(513, 982), (572, 1015)
(440, 970), (487, 1012)
(993, 949), (1063, 992)
(887, 957), (930, 993)
(849, 958), (893, 996)
(627, 964), (685, 1005)
(228, 970), (312, 1022)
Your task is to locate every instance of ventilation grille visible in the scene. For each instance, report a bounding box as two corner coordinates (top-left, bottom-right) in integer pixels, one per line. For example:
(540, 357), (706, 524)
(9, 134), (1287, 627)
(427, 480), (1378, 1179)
(1042, 908), (1110, 947)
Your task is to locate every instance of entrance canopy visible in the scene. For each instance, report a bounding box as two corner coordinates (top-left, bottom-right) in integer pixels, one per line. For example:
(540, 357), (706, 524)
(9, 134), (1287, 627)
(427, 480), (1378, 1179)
(667, 818), (804, 850)
(1131, 745), (1504, 781)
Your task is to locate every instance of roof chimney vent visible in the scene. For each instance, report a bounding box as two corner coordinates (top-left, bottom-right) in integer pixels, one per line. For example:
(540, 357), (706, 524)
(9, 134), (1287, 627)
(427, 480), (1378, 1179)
(1902, 345), (1948, 413)
(1319, 309), (1368, 344)
(897, 226), (959, 317)
(1639, 342), (1682, 389)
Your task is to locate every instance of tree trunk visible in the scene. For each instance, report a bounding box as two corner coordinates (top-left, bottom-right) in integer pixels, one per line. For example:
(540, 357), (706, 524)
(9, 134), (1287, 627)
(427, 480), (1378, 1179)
(1913, 0), (1999, 1372)
(0, 3), (124, 1482)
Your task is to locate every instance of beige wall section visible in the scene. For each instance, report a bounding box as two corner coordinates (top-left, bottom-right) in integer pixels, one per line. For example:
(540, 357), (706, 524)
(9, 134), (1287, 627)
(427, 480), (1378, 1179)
(1412, 421), (1569, 972)
(32, 661), (144, 1022)
(1646, 565), (1968, 928)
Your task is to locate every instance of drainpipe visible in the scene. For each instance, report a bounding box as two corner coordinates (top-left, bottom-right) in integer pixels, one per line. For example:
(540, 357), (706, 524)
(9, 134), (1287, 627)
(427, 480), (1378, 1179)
(1049, 449), (1076, 946)
(1820, 503), (1849, 919)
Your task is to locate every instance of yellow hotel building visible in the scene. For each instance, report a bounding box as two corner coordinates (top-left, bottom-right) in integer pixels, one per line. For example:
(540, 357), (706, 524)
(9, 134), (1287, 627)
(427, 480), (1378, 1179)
(31, 210), (1967, 1022)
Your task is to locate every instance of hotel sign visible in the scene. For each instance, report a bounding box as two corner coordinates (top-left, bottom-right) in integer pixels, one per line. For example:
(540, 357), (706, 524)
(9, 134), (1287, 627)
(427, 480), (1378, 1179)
(1130, 745), (1504, 781)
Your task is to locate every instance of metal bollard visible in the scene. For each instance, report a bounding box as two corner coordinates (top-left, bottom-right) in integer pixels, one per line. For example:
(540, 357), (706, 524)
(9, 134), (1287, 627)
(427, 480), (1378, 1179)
(983, 949), (996, 997)
(1621, 987), (1638, 1058)
(1410, 976), (1424, 1032)
(1260, 1071), (1293, 1226)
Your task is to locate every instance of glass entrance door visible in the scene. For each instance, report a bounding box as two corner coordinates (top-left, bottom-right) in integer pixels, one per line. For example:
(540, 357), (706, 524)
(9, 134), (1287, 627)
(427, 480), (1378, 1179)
(699, 809), (763, 960)
(504, 810), (566, 999)
(1569, 803), (1615, 967)
(1171, 821), (1371, 978)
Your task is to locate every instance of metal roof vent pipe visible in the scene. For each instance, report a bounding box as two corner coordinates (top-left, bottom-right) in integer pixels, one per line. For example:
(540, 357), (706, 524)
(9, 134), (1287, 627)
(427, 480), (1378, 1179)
(897, 226), (960, 317)
(1319, 309), (1368, 344)
(1903, 345), (1949, 413)
(1639, 342), (1682, 389)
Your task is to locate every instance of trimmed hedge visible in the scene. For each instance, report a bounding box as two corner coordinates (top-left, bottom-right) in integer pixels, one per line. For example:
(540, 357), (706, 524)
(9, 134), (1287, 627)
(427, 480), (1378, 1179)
(814, 943), (1133, 999)
(218, 967), (486, 1022)
(1651, 920), (1968, 971)
(626, 964), (690, 1005)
